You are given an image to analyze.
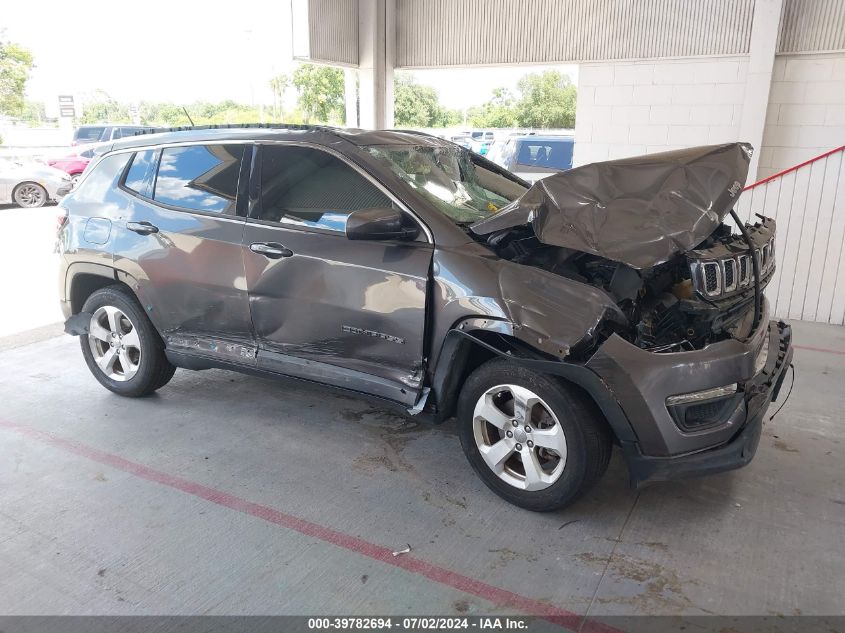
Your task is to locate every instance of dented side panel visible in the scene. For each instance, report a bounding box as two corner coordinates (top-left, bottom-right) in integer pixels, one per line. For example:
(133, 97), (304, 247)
(428, 244), (621, 369)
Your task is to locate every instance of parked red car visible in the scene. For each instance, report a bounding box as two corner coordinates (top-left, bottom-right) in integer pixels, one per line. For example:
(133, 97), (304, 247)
(46, 146), (99, 186)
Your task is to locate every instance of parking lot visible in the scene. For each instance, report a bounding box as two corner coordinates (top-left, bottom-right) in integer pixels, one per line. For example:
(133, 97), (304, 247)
(0, 205), (843, 623)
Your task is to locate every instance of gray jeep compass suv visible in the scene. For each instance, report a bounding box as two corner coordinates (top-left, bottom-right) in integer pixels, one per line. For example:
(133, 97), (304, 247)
(57, 125), (793, 511)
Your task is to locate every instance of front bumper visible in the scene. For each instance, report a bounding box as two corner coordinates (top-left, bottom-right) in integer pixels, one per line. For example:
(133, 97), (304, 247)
(586, 306), (793, 487)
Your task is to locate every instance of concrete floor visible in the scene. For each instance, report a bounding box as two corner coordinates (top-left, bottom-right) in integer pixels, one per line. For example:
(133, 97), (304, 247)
(0, 319), (843, 623)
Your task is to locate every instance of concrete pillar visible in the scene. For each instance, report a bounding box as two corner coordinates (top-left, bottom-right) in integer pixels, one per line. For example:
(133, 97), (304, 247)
(738, 0), (783, 181)
(344, 69), (358, 128)
(358, 0), (394, 129)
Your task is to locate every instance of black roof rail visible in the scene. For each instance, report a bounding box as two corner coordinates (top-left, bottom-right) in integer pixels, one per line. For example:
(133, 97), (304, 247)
(386, 128), (464, 148)
(133, 122), (342, 136)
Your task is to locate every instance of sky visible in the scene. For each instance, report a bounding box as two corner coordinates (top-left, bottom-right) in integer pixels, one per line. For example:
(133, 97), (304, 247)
(2, 0), (576, 114)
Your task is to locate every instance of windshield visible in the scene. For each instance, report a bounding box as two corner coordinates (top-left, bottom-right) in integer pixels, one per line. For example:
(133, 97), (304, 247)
(365, 144), (527, 224)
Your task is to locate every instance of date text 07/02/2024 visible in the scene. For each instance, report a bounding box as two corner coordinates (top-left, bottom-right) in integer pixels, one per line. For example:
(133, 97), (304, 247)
(307, 617), (530, 630)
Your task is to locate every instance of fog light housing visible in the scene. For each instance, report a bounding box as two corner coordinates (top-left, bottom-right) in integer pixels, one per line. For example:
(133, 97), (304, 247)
(666, 384), (741, 432)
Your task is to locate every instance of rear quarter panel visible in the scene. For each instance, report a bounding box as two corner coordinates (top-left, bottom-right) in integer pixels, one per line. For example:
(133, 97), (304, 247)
(58, 153), (133, 301)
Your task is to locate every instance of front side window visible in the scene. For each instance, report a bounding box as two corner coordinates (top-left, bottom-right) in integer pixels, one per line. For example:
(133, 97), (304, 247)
(365, 144), (527, 224)
(123, 149), (158, 195)
(258, 145), (392, 232)
(153, 144), (245, 214)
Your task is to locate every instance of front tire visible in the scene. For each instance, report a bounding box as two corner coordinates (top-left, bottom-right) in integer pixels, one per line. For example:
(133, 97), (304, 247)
(79, 285), (175, 397)
(457, 358), (612, 512)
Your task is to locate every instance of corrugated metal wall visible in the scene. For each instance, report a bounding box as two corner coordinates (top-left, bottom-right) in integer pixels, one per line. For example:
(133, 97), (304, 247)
(778, 0), (845, 54)
(395, 0), (754, 68)
(298, 0), (845, 68)
(306, 0), (360, 66)
(735, 149), (845, 324)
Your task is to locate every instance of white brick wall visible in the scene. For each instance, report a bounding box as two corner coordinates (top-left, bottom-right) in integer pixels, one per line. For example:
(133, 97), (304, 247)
(575, 52), (845, 181)
(574, 56), (749, 165)
(759, 52), (845, 179)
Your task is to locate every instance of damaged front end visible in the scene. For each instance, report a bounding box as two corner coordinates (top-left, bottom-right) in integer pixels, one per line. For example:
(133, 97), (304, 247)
(470, 143), (794, 484)
(483, 214), (776, 356)
(471, 142), (769, 358)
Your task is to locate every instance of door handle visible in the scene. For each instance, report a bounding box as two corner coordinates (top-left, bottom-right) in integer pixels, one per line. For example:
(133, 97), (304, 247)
(127, 221), (159, 235)
(250, 242), (293, 259)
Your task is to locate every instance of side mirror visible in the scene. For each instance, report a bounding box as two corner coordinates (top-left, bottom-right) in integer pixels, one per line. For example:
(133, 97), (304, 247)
(345, 207), (419, 241)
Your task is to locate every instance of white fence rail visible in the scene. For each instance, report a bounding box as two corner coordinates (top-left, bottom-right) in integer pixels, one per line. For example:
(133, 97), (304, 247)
(736, 145), (845, 325)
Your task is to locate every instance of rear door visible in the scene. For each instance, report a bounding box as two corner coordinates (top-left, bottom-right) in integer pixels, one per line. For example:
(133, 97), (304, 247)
(112, 142), (256, 362)
(242, 143), (433, 405)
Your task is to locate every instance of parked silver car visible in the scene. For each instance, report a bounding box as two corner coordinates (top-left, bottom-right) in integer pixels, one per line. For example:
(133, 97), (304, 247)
(0, 157), (72, 207)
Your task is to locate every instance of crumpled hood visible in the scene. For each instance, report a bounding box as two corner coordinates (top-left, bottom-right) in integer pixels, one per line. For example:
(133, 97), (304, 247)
(471, 143), (752, 269)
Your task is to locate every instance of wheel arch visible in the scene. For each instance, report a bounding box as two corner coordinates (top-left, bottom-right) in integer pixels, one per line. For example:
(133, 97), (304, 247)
(12, 180), (48, 203)
(66, 263), (143, 315)
(429, 319), (638, 446)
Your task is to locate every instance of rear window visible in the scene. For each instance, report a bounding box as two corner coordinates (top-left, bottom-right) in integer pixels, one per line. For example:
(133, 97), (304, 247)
(153, 144), (246, 214)
(515, 139), (574, 170)
(75, 127), (105, 143)
(115, 127), (141, 139)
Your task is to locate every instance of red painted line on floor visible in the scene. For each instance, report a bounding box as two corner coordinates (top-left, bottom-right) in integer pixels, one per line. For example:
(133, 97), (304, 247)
(793, 344), (845, 356)
(0, 418), (625, 633)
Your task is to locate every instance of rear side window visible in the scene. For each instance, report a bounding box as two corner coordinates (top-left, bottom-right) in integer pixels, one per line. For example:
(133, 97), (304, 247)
(257, 145), (392, 232)
(153, 144), (246, 214)
(123, 150), (158, 196)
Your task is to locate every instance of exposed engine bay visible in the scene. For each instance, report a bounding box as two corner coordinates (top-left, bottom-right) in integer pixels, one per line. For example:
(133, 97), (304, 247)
(480, 217), (776, 356)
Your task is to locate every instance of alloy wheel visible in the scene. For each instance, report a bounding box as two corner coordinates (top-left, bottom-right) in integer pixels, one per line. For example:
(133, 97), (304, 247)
(472, 384), (567, 491)
(87, 306), (142, 381)
(14, 184), (46, 208)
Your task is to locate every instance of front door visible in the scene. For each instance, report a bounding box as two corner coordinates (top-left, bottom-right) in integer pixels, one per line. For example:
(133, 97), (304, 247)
(242, 144), (432, 405)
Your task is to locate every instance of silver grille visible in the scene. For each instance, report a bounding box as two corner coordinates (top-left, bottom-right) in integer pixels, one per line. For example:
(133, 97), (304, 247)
(693, 237), (775, 299)
(703, 262), (721, 295)
(723, 258), (737, 292)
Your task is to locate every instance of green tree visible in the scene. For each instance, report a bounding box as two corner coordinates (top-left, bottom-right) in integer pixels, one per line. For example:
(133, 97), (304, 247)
(22, 100), (47, 126)
(139, 101), (192, 126)
(0, 40), (34, 117)
(269, 73), (289, 119)
(467, 87), (518, 128)
(79, 90), (130, 124)
(394, 74), (461, 128)
(514, 70), (576, 129)
(291, 63), (344, 124)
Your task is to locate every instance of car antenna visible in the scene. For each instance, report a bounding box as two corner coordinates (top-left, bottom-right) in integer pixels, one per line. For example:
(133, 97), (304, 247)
(182, 107), (195, 126)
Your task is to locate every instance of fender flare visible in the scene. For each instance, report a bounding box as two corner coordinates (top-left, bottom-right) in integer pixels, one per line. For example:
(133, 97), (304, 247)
(429, 320), (638, 445)
(64, 263), (148, 315)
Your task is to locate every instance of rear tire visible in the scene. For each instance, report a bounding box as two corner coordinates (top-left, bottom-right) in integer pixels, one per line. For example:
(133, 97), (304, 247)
(79, 285), (175, 397)
(457, 358), (612, 511)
